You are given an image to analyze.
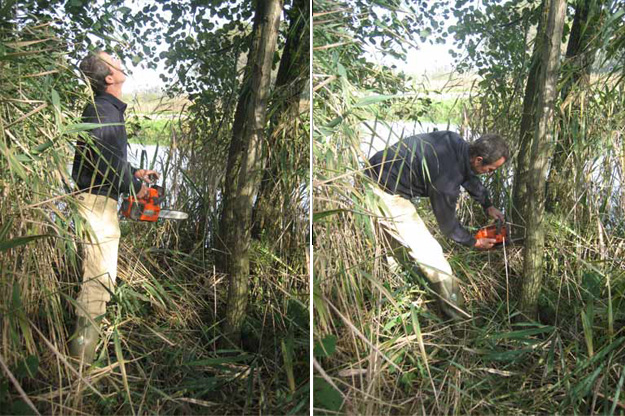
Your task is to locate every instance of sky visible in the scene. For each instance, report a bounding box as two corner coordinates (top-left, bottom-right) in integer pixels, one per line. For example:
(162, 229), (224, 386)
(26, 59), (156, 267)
(121, 2), (460, 94)
(125, 65), (164, 93)
(124, 41), (458, 93)
(366, 40), (458, 77)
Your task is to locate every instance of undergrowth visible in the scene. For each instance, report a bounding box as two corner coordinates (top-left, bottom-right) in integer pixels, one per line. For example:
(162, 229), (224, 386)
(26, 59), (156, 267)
(1, 21), (308, 415)
(312, 4), (625, 413)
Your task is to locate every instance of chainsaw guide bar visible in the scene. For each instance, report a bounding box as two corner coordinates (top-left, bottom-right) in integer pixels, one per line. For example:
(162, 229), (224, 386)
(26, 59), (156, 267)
(158, 210), (189, 220)
(120, 184), (188, 222)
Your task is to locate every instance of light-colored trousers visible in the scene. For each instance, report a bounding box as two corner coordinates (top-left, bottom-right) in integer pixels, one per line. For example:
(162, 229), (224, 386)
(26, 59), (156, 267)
(370, 186), (455, 285)
(75, 193), (120, 320)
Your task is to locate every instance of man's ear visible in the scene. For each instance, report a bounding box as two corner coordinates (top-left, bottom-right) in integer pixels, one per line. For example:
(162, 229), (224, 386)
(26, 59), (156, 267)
(475, 156), (484, 165)
(104, 73), (114, 87)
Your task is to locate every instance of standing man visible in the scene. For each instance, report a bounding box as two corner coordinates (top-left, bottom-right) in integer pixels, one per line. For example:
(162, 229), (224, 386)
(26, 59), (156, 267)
(366, 131), (508, 320)
(70, 50), (159, 362)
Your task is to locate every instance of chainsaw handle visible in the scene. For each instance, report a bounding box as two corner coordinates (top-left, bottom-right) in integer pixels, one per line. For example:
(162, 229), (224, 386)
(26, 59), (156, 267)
(475, 237), (497, 250)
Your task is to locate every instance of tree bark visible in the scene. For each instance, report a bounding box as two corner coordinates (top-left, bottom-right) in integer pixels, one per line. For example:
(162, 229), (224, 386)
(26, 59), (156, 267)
(560, 0), (603, 100)
(511, 2), (545, 233)
(519, 0), (567, 318)
(218, 0), (284, 345)
(273, 0), (310, 118)
(546, 0), (604, 213)
(252, 0), (310, 246)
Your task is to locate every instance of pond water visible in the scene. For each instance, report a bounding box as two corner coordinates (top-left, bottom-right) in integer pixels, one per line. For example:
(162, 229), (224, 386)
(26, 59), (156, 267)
(128, 143), (172, 173)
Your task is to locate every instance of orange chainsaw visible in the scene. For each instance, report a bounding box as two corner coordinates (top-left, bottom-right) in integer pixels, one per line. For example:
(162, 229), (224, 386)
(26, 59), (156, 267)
(120, 184), (188, 221)
(474, 219), (525, 248)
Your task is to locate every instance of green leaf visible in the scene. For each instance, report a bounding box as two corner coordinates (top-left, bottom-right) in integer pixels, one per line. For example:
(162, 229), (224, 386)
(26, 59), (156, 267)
(63, 122), (122, 134)
(482, 348), (533, 362)
(325, 116), (343, 128)
(0, 235), (49, 251)
(581, 271), (602, 300)
(0, 379), (9, 402)
(0, 218), (13, 241)
(14, 140), (56, 162)
(609, 366), (625, 416)
(353, 94), (405, 107)
(337, 63), (347, 78)
(313, 335), (337, 358)
(287, 299), (309, 329)
(113, 330), (133, 409)
(15, 355), (38, 379)
(51, 89), (60, 110)
(10, 400), (36, 415)
(581, 303), (595, 357)
(312, 209), (346, 222)
(313, 376), (343, 413)
(31, 140), (54, 155)
(487, 326), (553, 340)
(183, 355), (252, 366)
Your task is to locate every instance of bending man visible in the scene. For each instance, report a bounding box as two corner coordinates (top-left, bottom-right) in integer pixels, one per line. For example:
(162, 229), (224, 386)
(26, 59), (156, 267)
(366, 131), (508, 320)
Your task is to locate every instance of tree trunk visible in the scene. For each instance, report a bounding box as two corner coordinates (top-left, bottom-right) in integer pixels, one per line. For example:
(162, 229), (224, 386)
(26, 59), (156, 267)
(546, 0), (604, 213)
(273, 0), (310, 118)
(218, 0), (284, 345)
(561, 0), (603, 100)
(519, 0), (567, 318)
(252, 0), (310, 246)
(511, 2), (545, 233)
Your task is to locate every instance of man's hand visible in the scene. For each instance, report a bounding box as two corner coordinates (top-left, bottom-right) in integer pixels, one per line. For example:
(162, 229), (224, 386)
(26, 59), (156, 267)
(135, 169), (160, 184)
(136, 183), (149, 199)
(475, 237), (497, 250)
(486, 206), (505, 222)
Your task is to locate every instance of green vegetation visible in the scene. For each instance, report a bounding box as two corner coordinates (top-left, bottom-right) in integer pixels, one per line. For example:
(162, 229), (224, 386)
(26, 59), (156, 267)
(127, 117), (175, 145)
(313, 0), (625, 414)
(1, 1), (308, 414)
(393, 96), (467, 125)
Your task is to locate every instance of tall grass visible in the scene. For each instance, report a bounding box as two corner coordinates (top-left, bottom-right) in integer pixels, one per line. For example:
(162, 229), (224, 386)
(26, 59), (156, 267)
(312, 6), (625, 415)
(1, 21), (308, 415)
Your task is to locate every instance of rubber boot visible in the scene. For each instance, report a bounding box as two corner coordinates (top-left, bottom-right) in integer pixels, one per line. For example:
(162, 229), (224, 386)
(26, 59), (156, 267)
(69, 316), (100, 364)
(431, 278), (470, 321)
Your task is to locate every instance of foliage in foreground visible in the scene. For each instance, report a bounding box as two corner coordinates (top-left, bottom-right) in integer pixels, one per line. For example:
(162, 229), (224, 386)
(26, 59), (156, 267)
(0, 21), (308, 415)
(312, 1), (625, 414)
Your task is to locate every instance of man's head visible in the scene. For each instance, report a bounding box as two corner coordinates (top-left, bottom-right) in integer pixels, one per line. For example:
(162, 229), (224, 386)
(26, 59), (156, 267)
(469, 133), (509, 175)
(79, 51), (126, 95)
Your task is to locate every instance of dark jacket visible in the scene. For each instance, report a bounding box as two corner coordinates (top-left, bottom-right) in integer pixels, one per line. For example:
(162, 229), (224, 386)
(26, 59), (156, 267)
(71, 93), (141, 200)
(366, 130), (492, 247)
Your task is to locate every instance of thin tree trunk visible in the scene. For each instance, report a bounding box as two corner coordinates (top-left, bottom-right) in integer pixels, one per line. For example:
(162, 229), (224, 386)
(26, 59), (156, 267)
(546, 0), (604, 213)
(219, 0), (284, 345)
(511, 2), (545, 233)
(252, 0), (309, 245)
(561, 0), (603, 100)
(520, 0), (567, 318)
(273, 0), (310, 118)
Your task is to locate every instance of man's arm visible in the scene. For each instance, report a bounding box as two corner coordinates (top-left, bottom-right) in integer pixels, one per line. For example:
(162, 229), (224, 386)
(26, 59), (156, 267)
(429, 188), (498, 249)
(461, 175), (504, 221)
(429, 189), (476, 247)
